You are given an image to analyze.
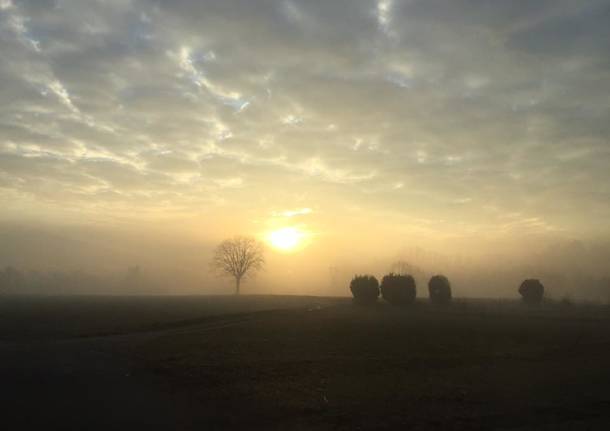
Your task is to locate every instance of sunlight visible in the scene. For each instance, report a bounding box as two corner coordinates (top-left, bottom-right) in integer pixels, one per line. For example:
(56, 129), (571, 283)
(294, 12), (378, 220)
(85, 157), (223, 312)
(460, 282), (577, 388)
(267, 227), (304, 251)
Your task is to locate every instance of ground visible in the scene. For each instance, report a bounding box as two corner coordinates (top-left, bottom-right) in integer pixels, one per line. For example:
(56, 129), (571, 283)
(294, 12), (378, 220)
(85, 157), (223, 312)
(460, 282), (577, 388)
(2, 295), (610, 430)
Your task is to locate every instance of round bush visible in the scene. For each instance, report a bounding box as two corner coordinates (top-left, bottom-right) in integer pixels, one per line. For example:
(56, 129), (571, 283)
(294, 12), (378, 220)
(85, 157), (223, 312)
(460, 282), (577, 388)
(519, 279), (544, 304)
(428, 275), (452, 304)
(381, 273), (416, 305)
(350, 275), (380, 305)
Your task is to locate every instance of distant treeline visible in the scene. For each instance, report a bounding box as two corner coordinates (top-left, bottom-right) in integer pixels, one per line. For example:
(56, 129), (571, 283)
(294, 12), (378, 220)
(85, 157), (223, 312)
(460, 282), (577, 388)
(350, 272), (610, 305)
(0, 265), (159, 295)
(350, 273), (453, 305)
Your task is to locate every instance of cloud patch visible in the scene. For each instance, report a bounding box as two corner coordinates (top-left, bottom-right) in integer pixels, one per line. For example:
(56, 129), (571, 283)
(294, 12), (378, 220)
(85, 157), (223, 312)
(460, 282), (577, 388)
(0, 0), (609, 239)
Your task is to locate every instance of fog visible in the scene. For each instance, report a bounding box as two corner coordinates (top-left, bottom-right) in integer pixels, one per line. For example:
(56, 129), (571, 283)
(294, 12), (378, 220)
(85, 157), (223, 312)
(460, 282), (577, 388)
(3, 3), (610, 430)
(1, 222), (608, 302)
(2, 1), (610, 301)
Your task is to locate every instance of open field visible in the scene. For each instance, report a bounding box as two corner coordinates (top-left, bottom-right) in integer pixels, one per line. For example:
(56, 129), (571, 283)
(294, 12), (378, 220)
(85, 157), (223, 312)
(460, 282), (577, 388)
(0, 294), (342, 339)
(3, 295), (610, 430)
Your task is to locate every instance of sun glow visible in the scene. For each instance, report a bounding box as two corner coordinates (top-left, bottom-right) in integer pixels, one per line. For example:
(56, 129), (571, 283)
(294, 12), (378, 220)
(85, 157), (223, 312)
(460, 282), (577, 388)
(267, 227), (304, 251)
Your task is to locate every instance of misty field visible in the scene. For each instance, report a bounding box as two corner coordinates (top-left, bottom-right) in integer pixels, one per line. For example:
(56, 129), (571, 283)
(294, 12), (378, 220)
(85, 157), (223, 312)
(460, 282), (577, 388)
(3, 295), (610, 430)
(0, 294), (340, 339)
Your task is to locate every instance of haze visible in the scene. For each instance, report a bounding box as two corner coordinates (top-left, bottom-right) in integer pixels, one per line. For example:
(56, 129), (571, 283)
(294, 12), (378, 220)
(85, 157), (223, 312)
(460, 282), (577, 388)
(1, 0), (610, 298)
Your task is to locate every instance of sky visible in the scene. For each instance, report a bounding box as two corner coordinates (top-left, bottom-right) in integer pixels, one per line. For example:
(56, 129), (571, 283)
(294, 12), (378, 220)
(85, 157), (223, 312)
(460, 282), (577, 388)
(1, 1), (610, 296)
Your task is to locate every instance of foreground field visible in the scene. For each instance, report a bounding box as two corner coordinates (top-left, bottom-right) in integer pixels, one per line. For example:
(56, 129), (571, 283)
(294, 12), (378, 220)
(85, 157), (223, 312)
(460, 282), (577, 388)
(2, 295), (610, 430)
(0, 294), (341, 339)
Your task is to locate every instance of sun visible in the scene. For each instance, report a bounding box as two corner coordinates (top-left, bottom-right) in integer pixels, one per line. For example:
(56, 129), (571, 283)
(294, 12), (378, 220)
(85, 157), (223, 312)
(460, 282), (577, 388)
(267, 227), (304, 251)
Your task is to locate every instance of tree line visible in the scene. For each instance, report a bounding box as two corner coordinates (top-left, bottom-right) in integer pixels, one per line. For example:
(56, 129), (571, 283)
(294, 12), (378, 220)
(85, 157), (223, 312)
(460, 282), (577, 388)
(350, 273), (546, 305)
(0, 265), (151, 295)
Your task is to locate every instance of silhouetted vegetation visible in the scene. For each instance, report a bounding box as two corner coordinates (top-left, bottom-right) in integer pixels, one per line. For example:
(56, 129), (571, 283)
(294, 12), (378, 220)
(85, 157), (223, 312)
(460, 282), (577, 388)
(428, 275), (452, 304)
(389, 260), (426, 279)
(0, 266), (162, 295)
(211, 236), (265, 294)
(350, 275), (379, 304)
(380, 273), (416, 305)
(519, 279), (544, 304)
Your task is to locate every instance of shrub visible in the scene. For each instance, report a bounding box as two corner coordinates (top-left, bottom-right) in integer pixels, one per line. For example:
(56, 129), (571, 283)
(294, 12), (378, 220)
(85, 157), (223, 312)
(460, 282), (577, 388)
(350, 275), (380, 304)
(519, 279), (544, 304)
(381, 273), (416, 305)
(428, 275), (452, 304)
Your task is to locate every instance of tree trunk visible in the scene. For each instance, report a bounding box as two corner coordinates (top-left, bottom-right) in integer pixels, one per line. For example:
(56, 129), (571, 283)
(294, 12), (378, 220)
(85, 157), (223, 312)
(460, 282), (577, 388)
(235, 277), (241, 295)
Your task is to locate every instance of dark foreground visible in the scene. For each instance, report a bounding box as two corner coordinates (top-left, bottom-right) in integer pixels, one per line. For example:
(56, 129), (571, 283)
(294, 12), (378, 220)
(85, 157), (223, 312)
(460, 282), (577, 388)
(2, 295), (610, 430)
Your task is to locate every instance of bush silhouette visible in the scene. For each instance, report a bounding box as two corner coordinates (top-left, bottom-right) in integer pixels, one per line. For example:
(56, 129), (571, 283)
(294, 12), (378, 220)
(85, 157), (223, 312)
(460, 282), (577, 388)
(350, 275), (380, 304)
(428, 275), (452, 304)
(381, 273), (416, 305)
(519, 279), (544, 304)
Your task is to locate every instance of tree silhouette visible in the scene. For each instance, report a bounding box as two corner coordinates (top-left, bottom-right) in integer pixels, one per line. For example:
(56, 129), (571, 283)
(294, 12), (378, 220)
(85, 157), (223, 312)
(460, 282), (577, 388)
(211, 236), (265, 294)
(350, 275), (379, 304)
(428, 275), (452, 304)
(381, 273), (416, 305)
(519, 279), (544, 304)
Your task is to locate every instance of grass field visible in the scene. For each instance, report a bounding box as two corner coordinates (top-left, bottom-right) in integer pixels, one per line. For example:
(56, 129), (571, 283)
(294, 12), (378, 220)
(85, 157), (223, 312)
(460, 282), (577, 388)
(2, 295), (610, 430)
(0, 294), (342, 339)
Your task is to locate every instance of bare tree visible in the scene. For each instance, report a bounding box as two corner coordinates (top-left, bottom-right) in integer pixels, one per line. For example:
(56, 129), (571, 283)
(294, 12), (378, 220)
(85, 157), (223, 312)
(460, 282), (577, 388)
(390, 260), (413, 275)
(211, 236), (265, 294)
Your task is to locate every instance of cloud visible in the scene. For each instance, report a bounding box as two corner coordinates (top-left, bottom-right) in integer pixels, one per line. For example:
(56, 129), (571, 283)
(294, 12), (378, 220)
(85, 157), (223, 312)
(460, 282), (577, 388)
(272, 208), (313, 218)
(0, 0), (609, 241)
